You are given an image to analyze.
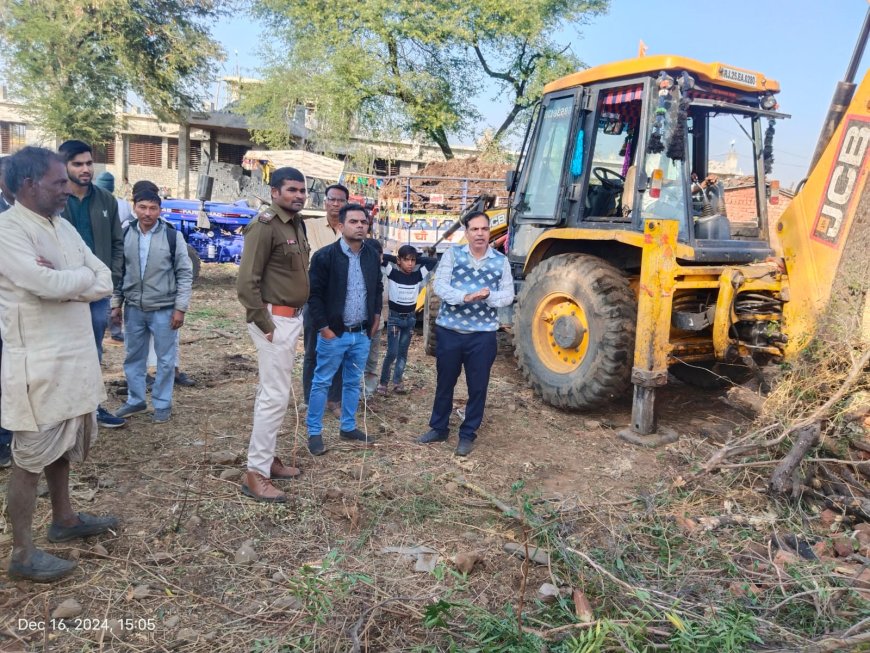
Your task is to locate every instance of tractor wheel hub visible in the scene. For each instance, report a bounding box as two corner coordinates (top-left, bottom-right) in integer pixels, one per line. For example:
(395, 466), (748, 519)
(553, 315), (585, 350)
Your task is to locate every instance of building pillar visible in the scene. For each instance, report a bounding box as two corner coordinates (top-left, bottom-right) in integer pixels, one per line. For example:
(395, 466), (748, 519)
(112, 132), (122, 186)
(119, 134), (129, 191)
(208, 130), (217, 165)
(178, 122), (190, 199)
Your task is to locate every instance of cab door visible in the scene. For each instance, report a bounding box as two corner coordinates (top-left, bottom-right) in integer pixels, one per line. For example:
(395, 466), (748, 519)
(512, 90), (582, 226)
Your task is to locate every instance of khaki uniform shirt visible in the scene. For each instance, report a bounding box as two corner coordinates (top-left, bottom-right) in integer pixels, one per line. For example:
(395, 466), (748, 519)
(237, 202), (311, 335)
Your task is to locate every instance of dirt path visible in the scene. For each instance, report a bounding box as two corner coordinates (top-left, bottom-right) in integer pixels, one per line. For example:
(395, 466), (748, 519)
(0, 264), (745, 652)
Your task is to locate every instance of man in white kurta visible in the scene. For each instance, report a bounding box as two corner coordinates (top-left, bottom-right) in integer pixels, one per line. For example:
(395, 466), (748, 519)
(0, 147), (119, 582)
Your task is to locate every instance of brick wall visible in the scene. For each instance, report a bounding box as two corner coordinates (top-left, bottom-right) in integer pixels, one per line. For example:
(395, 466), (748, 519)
(725, 186), (791, 223)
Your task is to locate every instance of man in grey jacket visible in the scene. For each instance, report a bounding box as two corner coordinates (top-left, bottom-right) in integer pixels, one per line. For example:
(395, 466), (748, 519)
(111, 191), (193, 423)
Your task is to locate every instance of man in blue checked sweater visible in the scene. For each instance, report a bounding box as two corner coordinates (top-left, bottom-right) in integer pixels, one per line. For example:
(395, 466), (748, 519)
(416, 212), (514, 457)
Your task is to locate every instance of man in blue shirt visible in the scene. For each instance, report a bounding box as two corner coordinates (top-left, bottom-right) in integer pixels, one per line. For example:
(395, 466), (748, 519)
(306, 204), (383, 455)
(417, 212), (514, 456)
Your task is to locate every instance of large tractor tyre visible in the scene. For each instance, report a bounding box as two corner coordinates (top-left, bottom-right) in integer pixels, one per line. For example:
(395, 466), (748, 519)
(187, 244), (202, 282)
(513, 253), (637, 409)
(669, 360), (753, 390)
(423, 280), (441, 357)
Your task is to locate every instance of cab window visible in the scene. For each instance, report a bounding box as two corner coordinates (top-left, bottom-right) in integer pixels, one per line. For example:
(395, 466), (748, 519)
(520, 95), (574, 220)
(583, 84), (643, 221)
(640, 88), (689, 238)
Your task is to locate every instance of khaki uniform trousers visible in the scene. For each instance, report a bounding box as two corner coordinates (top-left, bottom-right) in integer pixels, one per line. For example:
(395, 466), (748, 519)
(246, 313), (304, 476)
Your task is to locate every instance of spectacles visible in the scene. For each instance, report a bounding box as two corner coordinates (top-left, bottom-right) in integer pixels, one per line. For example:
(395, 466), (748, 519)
(325, 196), (347, 204)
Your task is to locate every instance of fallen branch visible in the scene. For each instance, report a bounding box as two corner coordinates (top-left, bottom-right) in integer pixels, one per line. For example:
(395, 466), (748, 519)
(769, 424), (821, 495)
(723, 385), (765, 416)
(452, 474), (540, 528)
(851, 440), (870, 454)
(180, 333), (222, 345)
(696, 513), (777, 531)
(461, 476), (811, 646)
(763, 630), (870, 653)
(703, 349), (870, 473)
(802, 486), (870, 521)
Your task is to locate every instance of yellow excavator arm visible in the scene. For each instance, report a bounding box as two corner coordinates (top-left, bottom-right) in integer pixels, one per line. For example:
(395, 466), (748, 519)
(778, 68), (870, 355)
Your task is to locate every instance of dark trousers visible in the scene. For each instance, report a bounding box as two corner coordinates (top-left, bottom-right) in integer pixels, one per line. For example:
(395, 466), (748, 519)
(429, 326), (498, 441)
(302, 305), (342, 404)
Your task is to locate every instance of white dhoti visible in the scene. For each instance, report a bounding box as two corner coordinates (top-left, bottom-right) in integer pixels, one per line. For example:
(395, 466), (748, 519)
(12, 413), (97, 474)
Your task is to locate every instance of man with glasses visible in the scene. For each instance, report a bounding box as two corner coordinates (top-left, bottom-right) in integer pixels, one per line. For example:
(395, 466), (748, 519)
(302, 183), (348, 414)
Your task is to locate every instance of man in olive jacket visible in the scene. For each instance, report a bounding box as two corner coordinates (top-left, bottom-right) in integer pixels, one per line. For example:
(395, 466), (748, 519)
(59, 140), (125, 429)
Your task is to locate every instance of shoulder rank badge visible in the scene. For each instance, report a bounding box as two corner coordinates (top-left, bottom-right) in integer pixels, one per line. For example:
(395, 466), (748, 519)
(258, 210), (276, 224)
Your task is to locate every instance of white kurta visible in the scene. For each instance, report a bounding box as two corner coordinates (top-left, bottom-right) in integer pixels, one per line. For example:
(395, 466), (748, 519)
(0, 203), (112, 432)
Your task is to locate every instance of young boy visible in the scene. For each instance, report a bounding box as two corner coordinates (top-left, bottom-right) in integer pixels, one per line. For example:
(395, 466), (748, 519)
(377, 245), (436, 394)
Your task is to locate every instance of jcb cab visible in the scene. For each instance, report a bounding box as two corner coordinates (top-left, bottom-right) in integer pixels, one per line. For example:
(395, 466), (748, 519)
(507, 48), (868, 443)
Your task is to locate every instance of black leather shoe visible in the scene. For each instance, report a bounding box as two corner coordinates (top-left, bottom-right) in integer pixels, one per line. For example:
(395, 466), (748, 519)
(47, 513), (119, 543)
(308, 435), (326, 456)
(455, 438), (475, 457)
(340, 428), (376, 444)
(417, 429), (448, 444)
(174, 371), (196, 387)
(8, 549), (77, 583)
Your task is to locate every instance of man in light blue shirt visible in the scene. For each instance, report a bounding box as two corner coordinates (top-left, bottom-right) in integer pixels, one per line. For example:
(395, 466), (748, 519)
(111, 191), (193, 424)
(305, 204), (383, 455)
(417, 211), (514, 456)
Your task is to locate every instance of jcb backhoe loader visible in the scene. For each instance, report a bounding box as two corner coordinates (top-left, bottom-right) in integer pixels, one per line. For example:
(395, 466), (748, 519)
(503, 11), (870, 444)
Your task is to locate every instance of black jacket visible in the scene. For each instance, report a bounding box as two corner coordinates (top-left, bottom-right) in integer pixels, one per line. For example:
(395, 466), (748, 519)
(308, 239), (384, 336)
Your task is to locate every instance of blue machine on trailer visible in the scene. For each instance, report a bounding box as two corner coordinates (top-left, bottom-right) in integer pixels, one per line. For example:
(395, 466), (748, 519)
(160, 198), (258, 266)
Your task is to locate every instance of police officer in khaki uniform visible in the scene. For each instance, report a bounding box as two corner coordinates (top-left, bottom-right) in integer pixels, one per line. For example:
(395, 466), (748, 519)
(237, 167), (311, 502)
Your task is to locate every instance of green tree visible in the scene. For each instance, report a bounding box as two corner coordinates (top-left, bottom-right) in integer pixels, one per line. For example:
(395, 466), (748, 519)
(245, 0), (607, 159)
(462, 1), (607, 143)
(0, 0), (227, 143)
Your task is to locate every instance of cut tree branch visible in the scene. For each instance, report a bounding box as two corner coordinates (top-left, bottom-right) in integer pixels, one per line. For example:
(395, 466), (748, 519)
(769, 424), (821, 495)
(703, 348), (870, 472)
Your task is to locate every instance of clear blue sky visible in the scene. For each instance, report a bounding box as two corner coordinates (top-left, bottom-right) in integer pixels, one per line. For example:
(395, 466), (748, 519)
(213, 0), (870, 187)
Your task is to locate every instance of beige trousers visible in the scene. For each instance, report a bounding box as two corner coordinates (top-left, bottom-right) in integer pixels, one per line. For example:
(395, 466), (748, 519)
(246, 313), (304, 477)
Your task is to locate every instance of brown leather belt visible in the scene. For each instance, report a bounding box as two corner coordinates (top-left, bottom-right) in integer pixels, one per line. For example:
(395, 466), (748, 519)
(269, 304), (302, 318)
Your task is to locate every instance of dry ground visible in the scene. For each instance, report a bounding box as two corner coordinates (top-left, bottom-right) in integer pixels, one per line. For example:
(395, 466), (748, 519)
(0, 264), (788, 652)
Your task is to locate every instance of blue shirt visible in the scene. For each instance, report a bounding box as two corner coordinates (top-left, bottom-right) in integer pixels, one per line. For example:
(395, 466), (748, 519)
(340, 238), (367, 326)
(66, 187), (95, 253)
